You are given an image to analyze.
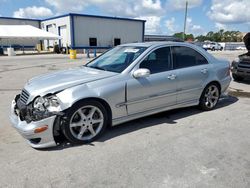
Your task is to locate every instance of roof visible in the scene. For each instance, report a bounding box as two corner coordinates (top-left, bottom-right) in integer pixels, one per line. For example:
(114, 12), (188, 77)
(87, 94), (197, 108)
(41, 13), (146, 22)
(0, 13), (146, 23)
(120, 41), (178, 47)
(0, 16), (40, 21)
(120, 41), (204, 50)
(0, 25), (61, 39)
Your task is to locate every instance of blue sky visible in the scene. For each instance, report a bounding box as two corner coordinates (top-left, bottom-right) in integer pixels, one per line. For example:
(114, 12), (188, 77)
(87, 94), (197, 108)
(0, 0), (250, 36)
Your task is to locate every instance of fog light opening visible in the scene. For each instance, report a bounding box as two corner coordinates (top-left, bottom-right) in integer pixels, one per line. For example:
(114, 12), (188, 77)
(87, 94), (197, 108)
(29, 138), (41, 144)
(34, 125), (48, 133)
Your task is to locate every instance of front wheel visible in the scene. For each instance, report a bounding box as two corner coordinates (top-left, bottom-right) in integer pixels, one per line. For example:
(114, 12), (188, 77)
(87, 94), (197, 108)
(199, 84), (220, 111)
(62, 100), (108, 144)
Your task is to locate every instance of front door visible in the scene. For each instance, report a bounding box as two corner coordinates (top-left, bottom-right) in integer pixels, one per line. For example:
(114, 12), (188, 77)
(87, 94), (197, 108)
(126, 47), (178, 115)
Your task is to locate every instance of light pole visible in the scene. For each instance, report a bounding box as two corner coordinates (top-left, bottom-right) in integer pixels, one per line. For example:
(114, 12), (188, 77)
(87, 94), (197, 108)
(183, 1), (188, 41)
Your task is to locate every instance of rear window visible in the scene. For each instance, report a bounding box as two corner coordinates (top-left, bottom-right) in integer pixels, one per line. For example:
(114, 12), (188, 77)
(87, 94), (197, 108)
(172, 46), (208, 69)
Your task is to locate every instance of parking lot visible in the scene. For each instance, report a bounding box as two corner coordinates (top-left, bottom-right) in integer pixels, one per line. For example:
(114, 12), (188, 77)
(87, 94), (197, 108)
(0, 51), (250, 187)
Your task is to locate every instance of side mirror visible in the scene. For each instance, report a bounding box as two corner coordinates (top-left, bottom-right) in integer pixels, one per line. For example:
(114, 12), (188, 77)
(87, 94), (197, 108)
(133, 68), (150, 78)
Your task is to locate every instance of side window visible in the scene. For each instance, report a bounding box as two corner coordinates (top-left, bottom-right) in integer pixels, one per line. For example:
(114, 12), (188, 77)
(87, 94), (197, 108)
(172, 46), (208, 69)
(139, 47), (171, 74)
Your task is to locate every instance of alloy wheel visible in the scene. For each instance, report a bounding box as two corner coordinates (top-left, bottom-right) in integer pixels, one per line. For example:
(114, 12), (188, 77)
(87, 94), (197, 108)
(69, 105), (104, 141)
(204, 85), (219, 109)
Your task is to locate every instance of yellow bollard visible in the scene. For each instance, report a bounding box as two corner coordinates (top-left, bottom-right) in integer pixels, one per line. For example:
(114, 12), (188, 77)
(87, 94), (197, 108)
(69, 49), (77, 59)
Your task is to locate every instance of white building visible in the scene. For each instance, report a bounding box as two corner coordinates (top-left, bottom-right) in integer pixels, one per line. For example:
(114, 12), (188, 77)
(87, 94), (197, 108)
(0, 13), (145, 50)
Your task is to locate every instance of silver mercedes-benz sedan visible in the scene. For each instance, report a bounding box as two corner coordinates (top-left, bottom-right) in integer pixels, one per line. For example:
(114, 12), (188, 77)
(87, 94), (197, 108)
(10, 42), (231, 148)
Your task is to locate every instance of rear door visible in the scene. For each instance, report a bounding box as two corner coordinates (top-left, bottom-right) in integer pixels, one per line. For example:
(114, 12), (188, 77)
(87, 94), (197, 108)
(171, 46), (210, 104)
(126, 46), (178, 115)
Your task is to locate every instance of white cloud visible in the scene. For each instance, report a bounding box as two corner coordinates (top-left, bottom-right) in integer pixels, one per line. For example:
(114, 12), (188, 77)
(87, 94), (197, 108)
(215, 22), (227, 30)
(165, 17), (176, 33)
(137, 16), (162, 34)
(44, 0), (88, 12)
(45, 0), (164, 17)
(186, 17), (204, 35)
(142, 0), (162, 10)
(105, 0), (164, 17)
(208, 0), (250, 24)
(166, 0), (202, 10)
(13, 6), (53, 18)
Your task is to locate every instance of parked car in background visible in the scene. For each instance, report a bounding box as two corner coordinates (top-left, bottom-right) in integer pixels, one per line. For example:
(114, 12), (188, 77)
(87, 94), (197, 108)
(231, 33), (250, 81)
(10, 42), (231, 148)
(235, 46), (247, 50)
(203, 42), (223, 51)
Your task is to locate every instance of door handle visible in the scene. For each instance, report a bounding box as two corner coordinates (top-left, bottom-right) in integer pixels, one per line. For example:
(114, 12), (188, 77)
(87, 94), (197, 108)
(167, 74), (177, 80)
(201, 68), (208, 74)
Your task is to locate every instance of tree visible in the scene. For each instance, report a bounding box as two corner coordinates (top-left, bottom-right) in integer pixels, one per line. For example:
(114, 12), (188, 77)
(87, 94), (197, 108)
(195, 30), (243, 42)
(173, 32), (194, 41)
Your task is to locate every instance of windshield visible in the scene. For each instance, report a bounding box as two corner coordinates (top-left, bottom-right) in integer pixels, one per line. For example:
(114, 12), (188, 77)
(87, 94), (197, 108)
(86, 46), (147, 73)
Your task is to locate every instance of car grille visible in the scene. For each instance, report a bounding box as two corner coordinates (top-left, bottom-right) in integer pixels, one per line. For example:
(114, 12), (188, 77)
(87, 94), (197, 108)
(20, 89), (30, 104)
(238, 61), (250, 69)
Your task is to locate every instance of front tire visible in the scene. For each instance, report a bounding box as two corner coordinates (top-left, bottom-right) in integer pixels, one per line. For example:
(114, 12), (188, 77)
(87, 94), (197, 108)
(62, 100), (108, 144)
(199, 83), (220, 111)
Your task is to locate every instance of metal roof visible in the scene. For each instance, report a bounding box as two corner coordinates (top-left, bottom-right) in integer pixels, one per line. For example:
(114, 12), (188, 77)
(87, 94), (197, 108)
(0, 13), (146, 23)
(41, 13), (146, 22)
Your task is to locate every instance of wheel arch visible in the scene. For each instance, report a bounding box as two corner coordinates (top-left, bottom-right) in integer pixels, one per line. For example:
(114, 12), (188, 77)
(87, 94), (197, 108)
(70, 97), (113, 127)
(206, 81), (221, 94)
(200, 80), (222, 101)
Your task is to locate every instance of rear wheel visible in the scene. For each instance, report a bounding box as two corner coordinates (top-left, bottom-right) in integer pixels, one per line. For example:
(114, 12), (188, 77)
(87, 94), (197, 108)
(62, 100), (108, 144)
(232, 73), (244, 81)
(199, 83), (220, 111)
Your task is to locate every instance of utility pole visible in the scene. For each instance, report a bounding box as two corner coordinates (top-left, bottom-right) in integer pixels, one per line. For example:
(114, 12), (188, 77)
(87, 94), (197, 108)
(183, 1), (188, 41)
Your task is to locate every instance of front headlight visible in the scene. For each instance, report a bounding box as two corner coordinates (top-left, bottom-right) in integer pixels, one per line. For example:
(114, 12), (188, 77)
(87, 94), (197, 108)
(33, 96), (46, 111)
(45, 95), (61, 112)
(33, 95), (61, 112)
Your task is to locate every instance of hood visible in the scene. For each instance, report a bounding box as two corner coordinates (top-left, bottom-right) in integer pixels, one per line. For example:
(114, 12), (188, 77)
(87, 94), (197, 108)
(24, 66), (118, 97)
(243, 32), (250, 51)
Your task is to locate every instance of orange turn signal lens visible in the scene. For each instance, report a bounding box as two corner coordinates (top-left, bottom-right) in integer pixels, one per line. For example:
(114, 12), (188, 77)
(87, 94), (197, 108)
(34, 125), (48, 133)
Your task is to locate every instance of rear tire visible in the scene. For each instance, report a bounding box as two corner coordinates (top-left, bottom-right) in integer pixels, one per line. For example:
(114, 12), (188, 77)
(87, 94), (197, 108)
(62, 100), (108, 144)
(232, 73), (244, 81)
(199, 83), (220, 111)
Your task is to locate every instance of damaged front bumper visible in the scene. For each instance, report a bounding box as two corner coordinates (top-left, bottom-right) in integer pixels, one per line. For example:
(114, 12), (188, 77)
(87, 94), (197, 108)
(9, 100), (57, 148)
